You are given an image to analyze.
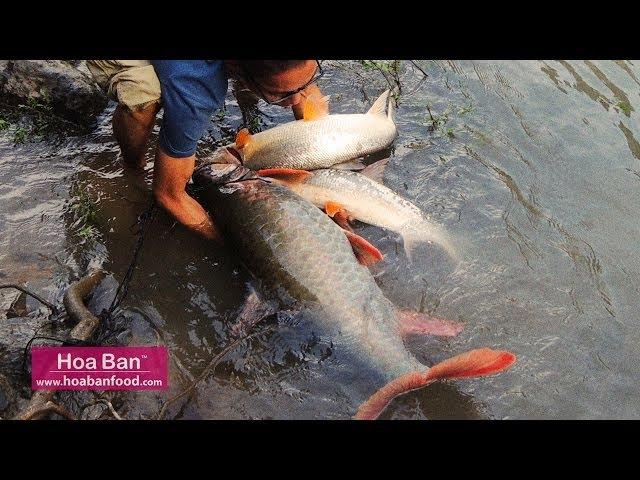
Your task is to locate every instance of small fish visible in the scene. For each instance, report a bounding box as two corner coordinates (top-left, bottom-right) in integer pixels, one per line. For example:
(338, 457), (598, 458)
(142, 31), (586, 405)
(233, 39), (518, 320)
(257, 163), (457, 260)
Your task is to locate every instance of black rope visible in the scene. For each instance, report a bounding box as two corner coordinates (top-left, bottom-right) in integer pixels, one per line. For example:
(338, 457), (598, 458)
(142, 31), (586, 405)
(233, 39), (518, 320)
(106, 202), (156, 315)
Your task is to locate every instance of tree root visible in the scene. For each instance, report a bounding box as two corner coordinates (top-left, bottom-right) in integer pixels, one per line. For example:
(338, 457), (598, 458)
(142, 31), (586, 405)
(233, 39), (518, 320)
(15, 270), (106, 420)
(0, 284), (58, 314)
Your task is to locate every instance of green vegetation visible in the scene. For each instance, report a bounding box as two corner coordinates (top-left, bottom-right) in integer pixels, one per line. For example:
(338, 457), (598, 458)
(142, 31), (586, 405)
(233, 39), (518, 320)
(458, 103), (475, 116)
(617, 101), (632, 116)
(426, 101), (476, 140)
(247, 114), (262, 134)
(70, 188), (100, 240)
(0, 91), (69, 145)
(426, 105), (450, 131)
(359, 60), (401, 75)
(359, 60), (403, 98)
(13, 127), (28, 144)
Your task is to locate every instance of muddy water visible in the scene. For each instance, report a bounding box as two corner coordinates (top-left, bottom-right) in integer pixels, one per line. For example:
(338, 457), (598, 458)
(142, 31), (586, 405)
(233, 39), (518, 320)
(1, 60), (639, 419)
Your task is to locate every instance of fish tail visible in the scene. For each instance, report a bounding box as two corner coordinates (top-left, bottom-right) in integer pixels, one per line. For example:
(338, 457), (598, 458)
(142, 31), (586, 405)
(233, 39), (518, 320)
(354, 348), (516, 420)
(400, 222), (457, 262)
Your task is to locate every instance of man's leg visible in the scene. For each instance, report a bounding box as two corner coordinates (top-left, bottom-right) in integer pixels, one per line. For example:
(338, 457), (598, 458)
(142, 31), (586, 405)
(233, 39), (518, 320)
(112, 102), (160, 169)
(87, 60), (162, 168)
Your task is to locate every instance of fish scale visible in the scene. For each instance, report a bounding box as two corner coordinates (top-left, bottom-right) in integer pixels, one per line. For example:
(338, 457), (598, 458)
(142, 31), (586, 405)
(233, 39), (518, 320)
(242, 114), (397, 170)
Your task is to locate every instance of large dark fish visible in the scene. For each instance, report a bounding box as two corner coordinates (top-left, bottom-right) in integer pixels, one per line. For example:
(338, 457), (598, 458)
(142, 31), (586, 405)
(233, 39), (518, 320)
(193, 163), (515, 419)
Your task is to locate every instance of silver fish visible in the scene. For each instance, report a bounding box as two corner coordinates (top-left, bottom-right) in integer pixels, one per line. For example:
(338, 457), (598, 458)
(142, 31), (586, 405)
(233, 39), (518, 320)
(209, 90), (397, 171)
(258, 166), (457, 261)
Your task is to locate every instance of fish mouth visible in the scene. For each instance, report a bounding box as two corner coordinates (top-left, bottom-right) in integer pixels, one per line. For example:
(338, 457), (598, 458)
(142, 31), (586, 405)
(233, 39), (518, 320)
(196, 163), (255, 184)
(211, 145), (243, 165)
(225, 146), (243, 164)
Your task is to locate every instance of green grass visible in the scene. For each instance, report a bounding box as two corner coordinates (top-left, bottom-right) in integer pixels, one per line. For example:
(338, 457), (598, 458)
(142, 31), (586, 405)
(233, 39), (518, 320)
(617, 101), (632, 115)
(0, 91), (67, 145)
(13, 127), (28, 144)
(458, 103), (475, 116)
(70, 188), (100, 240)
(360, 60), (399, 74)
(426, 105), (449, 131)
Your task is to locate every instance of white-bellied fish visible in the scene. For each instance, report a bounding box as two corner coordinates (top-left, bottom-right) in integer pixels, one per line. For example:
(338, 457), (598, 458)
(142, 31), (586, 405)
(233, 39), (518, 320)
(257, 164), (457, 261)
(209, 90), (397, 171)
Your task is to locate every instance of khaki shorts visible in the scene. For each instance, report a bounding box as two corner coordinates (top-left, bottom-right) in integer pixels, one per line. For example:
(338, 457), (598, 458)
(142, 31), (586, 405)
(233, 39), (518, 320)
(86, 60), (161, 111)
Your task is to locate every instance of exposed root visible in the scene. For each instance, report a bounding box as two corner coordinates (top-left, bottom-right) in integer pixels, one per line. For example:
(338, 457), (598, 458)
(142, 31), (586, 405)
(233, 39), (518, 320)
(63, 270), (106, 340)
(22, 400), (76, 420)
(0, 284), (58, 314)
(15, 270), (106, 420)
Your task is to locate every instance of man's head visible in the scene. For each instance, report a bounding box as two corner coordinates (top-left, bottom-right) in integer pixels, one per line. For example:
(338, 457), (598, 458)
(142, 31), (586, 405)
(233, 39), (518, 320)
(225, 60), (322, 107)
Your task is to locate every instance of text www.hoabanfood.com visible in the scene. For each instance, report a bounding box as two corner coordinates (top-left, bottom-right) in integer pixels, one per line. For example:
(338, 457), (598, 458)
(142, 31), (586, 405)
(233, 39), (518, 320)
(34, 375), (164, 389)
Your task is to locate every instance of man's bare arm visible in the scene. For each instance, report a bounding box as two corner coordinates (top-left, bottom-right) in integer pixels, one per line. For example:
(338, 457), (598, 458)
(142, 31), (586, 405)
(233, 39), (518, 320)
(152, 147), (224, 243)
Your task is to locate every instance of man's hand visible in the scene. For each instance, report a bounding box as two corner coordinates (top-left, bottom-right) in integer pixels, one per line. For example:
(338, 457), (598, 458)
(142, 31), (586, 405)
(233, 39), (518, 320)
(152, 148), (224, 244)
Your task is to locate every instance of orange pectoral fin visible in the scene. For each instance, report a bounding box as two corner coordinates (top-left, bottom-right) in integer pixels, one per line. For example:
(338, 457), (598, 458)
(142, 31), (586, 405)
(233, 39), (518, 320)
(324, 201), (345, 217)
(235, 128), (252, 149)
(302, 94), (330, 121)
(257, 168), (312, 183)
(354, 348), (517, 420)
(343, 230), (383, 266)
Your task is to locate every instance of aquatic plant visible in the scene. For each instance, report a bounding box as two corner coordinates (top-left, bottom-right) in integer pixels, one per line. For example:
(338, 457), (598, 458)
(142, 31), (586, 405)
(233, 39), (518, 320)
(617, 101), (632, 116)
(70, 188), (100, 240)
(13, 127), (28, 144)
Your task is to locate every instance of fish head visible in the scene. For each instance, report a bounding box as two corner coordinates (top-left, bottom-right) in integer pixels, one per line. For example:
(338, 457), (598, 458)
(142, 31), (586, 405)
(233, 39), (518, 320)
(194, 162), (256, 185)
(207, 144), (245, 165)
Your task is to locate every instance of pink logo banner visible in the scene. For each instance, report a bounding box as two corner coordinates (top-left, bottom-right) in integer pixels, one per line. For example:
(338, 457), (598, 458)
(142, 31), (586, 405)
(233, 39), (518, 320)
(31, 346), (168, 390)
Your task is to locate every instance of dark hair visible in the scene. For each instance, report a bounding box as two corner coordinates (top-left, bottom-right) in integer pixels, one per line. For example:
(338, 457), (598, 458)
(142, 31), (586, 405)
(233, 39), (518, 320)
(236, 60), (309, 80)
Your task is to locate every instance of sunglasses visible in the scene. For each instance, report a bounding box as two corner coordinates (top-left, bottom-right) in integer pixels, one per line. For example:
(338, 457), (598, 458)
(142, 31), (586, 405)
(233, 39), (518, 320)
(240, 60), (324, 106)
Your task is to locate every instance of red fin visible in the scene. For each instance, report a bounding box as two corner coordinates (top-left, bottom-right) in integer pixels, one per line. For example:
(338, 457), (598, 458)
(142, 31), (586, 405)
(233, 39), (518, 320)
(397, 310), (464, 337)
(257, 168), (312, 183)
(344, 230), (383, 266)
(354, 348), (516, 420)
(303, 94), (329, 121)
(424, 348), (516, 382)
(324, 201), (344, 217)
(332, 210), (353, 232)
(235, 128), (251, 149)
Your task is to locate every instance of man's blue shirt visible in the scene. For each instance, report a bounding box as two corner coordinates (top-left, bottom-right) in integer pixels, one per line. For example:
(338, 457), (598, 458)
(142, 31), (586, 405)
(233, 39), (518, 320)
(151, 60), (228, 158)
